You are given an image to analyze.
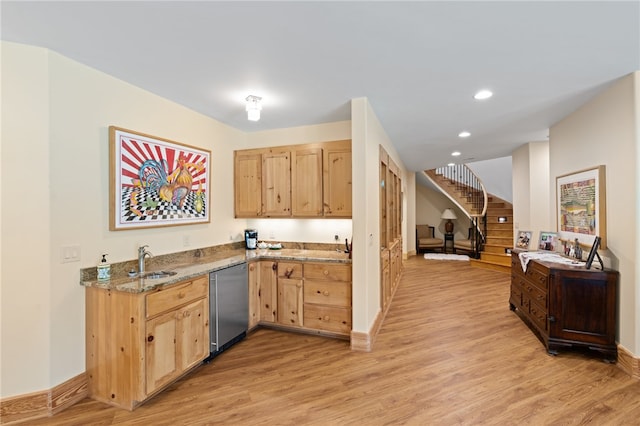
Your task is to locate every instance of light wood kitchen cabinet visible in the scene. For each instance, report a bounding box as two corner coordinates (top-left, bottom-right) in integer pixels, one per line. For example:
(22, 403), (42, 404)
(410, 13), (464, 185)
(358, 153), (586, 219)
(248, 262), (260, 330)
(292, 148), (323, 216)
(277, 262), (303, 327)
(258, 260), (278, 323)
(323, 142), (352, 217)
(234, 151), (262, 217)
(262, 149), (291, 217)
(85, 275), (209, 410)
(234, 140), (351, 219)
(303, 262), (352, 335)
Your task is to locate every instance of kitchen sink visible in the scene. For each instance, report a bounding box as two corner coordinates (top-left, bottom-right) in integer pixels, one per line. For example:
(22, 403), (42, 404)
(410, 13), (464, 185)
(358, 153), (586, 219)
(139, 271), (177, 279)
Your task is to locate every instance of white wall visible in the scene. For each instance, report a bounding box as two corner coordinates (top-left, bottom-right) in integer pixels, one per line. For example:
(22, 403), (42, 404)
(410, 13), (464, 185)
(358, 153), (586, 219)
(549, 72), (638, 354)
(415, 182), (468, 241)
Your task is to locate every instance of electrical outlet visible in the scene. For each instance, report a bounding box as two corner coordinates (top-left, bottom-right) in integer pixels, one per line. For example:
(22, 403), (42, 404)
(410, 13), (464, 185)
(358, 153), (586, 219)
(334, 234), (339, 241)
(269, 229), (275, 239)
(61, 245), (81, 263)
(183, 235), (190, 247)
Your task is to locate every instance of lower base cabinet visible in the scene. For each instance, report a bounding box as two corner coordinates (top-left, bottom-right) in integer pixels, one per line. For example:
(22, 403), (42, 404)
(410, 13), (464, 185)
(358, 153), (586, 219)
(249, 260), (352, 337)
(86, 275), (209, 410)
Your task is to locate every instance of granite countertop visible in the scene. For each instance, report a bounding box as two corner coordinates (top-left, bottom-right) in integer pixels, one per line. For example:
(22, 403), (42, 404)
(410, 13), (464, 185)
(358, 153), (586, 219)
(81, 248), (351, 293)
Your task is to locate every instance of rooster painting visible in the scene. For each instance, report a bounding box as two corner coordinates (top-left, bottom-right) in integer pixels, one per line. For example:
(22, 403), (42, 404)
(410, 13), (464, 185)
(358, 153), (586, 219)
(111, 126), (210, 230)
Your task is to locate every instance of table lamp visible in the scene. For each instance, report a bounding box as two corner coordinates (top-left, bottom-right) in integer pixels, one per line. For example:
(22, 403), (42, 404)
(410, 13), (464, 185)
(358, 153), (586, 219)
(441, 208), (457, 234)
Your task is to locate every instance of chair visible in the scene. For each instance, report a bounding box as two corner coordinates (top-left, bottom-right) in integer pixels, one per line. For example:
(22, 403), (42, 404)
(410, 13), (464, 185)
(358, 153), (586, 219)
(454, 228), (474, 255)
(416, 225), (444, 253)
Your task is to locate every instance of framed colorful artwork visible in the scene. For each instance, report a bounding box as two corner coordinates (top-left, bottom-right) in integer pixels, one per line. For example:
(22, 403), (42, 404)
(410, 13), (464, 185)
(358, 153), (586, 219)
(515, 230), (532, 249)
(556, 165), (606, 249)
(109, 126), (211, 230)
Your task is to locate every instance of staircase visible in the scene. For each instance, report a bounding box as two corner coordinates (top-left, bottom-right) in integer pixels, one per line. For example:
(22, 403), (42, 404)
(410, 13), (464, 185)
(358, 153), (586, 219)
(424, 167), (513, 273)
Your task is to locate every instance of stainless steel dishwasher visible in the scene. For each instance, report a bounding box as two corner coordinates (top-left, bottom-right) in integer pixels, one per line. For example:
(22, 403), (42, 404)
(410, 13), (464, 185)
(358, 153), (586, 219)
(208, 262), (248, 358)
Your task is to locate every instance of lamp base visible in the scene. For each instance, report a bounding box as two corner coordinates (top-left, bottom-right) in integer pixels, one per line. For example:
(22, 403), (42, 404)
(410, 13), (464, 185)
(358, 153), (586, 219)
(445, 220), (454, 234)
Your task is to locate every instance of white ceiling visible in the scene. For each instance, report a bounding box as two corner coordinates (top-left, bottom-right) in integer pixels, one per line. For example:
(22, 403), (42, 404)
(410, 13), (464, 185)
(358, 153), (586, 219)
(2, 1), (638, 171)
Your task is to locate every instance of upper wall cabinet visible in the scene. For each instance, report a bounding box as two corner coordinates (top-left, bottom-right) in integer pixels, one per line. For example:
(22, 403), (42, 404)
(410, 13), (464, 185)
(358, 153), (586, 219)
(234, 140), (351, 219)
(323, 143), (352, 217)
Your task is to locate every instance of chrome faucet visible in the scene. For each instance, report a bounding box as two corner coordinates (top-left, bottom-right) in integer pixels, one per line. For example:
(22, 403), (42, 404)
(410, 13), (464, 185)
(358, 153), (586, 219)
(138, 245), (153, 274)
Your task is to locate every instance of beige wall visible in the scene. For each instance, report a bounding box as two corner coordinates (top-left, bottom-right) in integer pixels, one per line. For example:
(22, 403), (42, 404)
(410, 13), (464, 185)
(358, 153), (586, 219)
(243, 122), (353, 244)
(351, 97), (410, 333)
(511, 141), (550, 247)
(549, 72), (638, 354)
(1, 42), (409, 398)
(415, 180), (468, 242)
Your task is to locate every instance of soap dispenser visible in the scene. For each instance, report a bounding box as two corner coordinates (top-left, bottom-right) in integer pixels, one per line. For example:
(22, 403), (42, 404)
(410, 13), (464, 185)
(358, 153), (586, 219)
(97, 254), (111, 281)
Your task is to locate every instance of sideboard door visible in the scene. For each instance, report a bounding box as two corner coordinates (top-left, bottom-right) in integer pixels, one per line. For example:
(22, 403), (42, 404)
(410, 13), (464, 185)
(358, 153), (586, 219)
(549, 270), (617, 347)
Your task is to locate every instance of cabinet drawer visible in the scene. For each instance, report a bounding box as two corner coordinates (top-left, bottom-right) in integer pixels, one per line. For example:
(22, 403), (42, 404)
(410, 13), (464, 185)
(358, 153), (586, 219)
(522, 280), (547, 308)
(526, 266), (548, 290)
(304, 263), (351, 282)
(529, 301), (548, 332)
(278, 261), (302, 279)
(304, 280), (351, 307)
(146, 276), (208, 319)
(303, 304), (351, 334)
(510, 284), (523, 306)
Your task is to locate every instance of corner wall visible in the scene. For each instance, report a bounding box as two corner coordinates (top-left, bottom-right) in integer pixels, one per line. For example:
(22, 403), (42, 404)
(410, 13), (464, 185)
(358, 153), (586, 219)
(549, 72), (638, 355)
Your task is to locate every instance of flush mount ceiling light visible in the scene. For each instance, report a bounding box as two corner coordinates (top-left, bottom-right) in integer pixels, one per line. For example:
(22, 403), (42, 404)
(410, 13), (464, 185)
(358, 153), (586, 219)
(451, 151), (461, 157)
(245, 95), (262, 121)
(473, 89), (493, 100)
(458, 131), (471, 138)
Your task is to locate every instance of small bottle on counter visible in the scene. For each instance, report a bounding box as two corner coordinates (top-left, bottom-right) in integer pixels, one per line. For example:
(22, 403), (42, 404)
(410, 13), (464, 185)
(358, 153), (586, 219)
(97, 254), (111, 281)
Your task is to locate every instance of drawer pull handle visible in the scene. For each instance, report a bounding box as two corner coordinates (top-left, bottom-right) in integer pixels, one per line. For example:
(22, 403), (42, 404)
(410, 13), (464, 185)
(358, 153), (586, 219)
(549, 316), (556, 323)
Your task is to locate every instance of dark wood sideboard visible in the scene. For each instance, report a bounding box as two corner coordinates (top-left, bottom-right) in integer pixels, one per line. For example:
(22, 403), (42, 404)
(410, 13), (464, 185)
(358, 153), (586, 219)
(510, 250), (619, 362)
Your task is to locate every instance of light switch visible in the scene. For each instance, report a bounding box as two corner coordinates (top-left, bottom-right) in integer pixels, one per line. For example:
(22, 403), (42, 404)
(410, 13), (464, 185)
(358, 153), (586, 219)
(61, 245), (81, 263)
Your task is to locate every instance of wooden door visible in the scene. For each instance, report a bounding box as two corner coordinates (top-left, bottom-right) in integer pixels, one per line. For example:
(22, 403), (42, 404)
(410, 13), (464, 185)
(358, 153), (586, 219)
(323, 144), (352, 217)
(146, 310), (179, 395)
(262, 151), (291, 217)
(292, 147), (323, 216)
(278, 278), (303, 327)
(178, 298), (209, 372)
(234, 152), (262, 217)
(248, 262), (260, 329)
(258, 261), (278, 323)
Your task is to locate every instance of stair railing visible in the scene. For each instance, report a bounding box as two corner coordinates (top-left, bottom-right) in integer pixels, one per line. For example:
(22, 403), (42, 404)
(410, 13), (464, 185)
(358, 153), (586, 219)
(427, 164), (488, 258)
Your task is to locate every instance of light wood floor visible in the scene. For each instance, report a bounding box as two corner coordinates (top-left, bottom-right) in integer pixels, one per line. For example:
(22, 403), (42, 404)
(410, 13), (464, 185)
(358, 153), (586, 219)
(30, 256), (640, 425)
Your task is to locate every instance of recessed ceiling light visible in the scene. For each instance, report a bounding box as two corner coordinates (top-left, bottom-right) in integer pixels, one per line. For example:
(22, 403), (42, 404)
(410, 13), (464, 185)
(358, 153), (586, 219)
(451, 151), (461, 157)
(458, 131), (471, 138)
(474, 90), (493, 100)
(447, 163), (455, 167)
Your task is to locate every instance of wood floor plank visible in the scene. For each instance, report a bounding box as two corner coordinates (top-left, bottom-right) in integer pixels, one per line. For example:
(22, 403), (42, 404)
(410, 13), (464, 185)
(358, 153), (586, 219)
(22, 257), (640, 425)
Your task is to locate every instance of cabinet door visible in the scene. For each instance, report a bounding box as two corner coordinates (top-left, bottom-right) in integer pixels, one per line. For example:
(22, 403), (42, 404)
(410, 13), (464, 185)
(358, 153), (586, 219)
(178, 298), (209, 373)
(292, 148), (323, 216)
(262, 151), (291, 217)
(323, 146), (352, 217)
(549, 271), (617, 346)
(146, 310), (179, 395)
(258, 261), (278, 323)
(278, 278), (304, 327)
(248, 262), (260, 329)
(234, 152), (262, 217)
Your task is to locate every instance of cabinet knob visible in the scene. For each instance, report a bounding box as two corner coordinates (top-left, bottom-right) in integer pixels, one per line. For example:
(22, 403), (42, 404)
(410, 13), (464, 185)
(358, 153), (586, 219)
(323, 290), (330, 296)
(323, 315), (330, 321)
(323, 270), (329, 276)
(147, 335), (154, 342)
(272, 263), (277, 271)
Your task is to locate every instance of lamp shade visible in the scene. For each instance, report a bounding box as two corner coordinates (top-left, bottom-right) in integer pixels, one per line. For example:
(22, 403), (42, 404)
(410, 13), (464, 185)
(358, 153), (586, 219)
(440, 208), (457, 220)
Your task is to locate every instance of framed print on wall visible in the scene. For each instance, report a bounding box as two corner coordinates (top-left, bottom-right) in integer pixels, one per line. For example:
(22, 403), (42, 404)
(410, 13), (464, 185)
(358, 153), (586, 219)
(556, 165), (606, 249)
(109, 126), (211, 230)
